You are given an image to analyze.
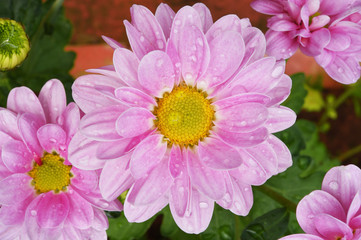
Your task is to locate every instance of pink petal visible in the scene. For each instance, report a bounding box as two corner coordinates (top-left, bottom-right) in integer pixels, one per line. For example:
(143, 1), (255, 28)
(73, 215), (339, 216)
(155, 3), (175, 39)
(296, 190), (346, 236)
(124, 195), (168, 222)
(85, 65), (119, 79)
(0, 196), (31, 225)
(216, 173), (234, 209)
(2, 140), (32, 173)
(0, 109), (21, 140)
(169, 173), (190, 217)
(127, 158), (172, 205)
(138, 50), (175, 97)
(203, 31), (245, 88)
(130, 5), (166, 51)
(166, 39), (182, 85)
(17, 113), (43, 158)
(0, 157), (12, 179)
(265, 30), (299, 60)
(114, 87), (156, 109)
(239, 27), (267, 67)
(215, 127), (269, 148)
(71, 168), (98, 193)
(265, 74), (292, 106)
(227, 177), (253, 216)
(68, 132), (106, 170)
(267, 135), (292, 173)
(322, 55), (360, 84)
(96, 137), (142, 160)
(74, 187), (123, 211)
(130, 134), (167, 179)
(38, 79), (66, 124)
(0, 225), (22, 240)
(61, 102), (80, 141)
(266, 106), (296, 133)
(314, 214), (353, 239)
(245, 142), (278, 176)
(37, 124), (67, 154)
(124, 20), (156, 60)
(7, 87), (46, 123)
(116, 107), (155, 138)
(192, 3), (213, 33)
(251, 0), (285, 15)
(168, 145), (186, 179)
(216, 102), (268, 133)
(198, 137), (243, 169)
(92, 208), (109, 231)
(171, 188), (214, 234)
(100, 155), (134, 201)
(309, 15), (330, 31)
(300, 28), (330, 56)
(322, 164), (361, 212)
(187, 149), (226, 200)
(205, 15), (244, 43)
(102, 35), (123, 49)
(349, 215), (361, 229)
(178, 24), (210, 86)
(319, 0), (353, 15)
(80, 105), (126, 141)
(72, 74), (123, 114)
(67, 190), (94, 229)
(113, 47), (142, 89)
(280, 234), (324, 240)
(36, 192), (69, 228)
(267, 15), (299, 32)
(327, 29), (351, 52)
(214, 93), (270, 110)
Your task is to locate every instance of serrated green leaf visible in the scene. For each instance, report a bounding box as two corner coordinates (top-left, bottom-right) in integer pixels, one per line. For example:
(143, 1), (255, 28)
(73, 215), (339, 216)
(241, 208), (289, 240)
(282, 73), (308, 114)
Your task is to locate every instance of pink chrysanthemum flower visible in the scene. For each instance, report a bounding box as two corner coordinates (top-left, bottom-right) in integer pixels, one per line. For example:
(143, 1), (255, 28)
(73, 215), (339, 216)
(0, 80), (121, 240)
(280, 164), (361, 240)
(251, 0), (361, 84)
(69, 3), (296, 233)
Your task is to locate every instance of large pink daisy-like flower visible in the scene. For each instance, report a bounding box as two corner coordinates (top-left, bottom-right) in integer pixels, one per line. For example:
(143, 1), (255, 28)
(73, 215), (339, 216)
(0, 80), (121, 240)
(280, 164), (361, 240)
(69, 3), (296, 233)
(251, 0), (361, 84)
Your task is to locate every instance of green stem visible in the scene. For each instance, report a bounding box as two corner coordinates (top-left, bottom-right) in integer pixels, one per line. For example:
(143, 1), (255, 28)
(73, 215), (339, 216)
(256, 185), (297, 213)
(337, 143), (361, 162)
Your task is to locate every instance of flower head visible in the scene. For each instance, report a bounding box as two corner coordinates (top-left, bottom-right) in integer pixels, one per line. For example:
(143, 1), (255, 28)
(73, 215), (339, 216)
(280, 164), (361, 240)
(0, 79), (121, 239)
(251, 0), (361, 84)
(69, 3), (296, 234)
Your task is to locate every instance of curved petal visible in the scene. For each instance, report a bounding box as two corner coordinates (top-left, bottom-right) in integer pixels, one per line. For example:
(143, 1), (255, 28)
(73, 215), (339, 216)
(93, 208), (109, 231)
(102, 35), (123, 49)
(61, 102), (80, 142)
(72, 74), (123, 114)
(206, 15), (246, 42)
(155, 3), (175, 39)
(138, 50), (175, 97)
(7, 87), (45, 123)
(68, 132), (106, 170)
(36, 192), (69, 228)
(100, 155), (134, 201)
(240, 27), (267, 67)
(130, 134), (167, 179)
(17, 113), (43, 158)
(127, 158), (172, 205)
(192, 3), (212, 33)
(265, 30), (298, 60)
(322, 55), (360, 84)
(178, 24), (210, 86)
(279, 234), (324, 240)
(314, 214), (353, 239)
(187, 149), (226, 200)
(124, 195), (168, 222)
(266, 106), (296, 133)
(251, 0), (285, 15)
(96, 137), (143, 160)
(67, 190), (94, 229)
(215, 102), (268, 133)
(116, 107), (155, 138)
(267, 135), (292, 173)
(0, 196), (31, 225)
(296, 190), (346, 236)
(169, 145), (186, 179)
(215, 127), (268, 148)
(38, 79), (66, 124)
(0, 109), (21, 140)
(227, 177), (253, 216)
(130, 5), (166, 51)
(80, 105), (126, 141)
(198, 136), (243, 169)
(37, 124), (67, 154)
(300, 28), (330, 56)
(71, 168), (98, 193)
(85, 65), (119, 78)
(214, 93), (270, 110)
(245, 142), (278, 176)
(114, 87), (156, 109)
(171, 188), (214, 234)
(322, 164), (361, 212)
(2, 140), (32, 173)
(170, 173), (190, 217)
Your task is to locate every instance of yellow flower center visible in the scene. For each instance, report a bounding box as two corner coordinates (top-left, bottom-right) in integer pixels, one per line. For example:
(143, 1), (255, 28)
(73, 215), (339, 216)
(28, 152), (73, 194)
(153, 84), (215, 147)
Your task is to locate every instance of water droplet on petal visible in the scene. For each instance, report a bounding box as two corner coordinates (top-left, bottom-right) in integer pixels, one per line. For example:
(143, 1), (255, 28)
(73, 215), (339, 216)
(338, 67), (344, 73)
(139, 36), (145, 42)
(199, 202), (209, 209)
(329, 181), (339, 190)
(31, 210), (37, 216)
(157, 40), (164, 49)
(271, 66), (284, 78)
(175, 19), (181, 25)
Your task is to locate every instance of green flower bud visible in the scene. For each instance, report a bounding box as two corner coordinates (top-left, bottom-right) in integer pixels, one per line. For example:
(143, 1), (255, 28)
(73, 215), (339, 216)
(0, 18), (30, 71)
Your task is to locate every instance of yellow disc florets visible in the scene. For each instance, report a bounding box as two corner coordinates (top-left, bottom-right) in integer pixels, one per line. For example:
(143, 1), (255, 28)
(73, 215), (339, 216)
(28, 152), (73, 194)
(153, 84), (215, 147)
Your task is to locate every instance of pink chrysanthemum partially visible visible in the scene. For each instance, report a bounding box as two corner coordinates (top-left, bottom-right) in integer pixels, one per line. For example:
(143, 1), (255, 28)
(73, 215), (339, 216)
(69, 3), (296, 234)
(280, 164), (361, 240)
(0, 80), (122, 240)
(251, 0), (361, 84)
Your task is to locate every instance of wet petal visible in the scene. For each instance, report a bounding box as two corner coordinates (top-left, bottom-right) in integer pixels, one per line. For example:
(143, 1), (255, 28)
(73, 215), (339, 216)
(61, 102), (80, 142)
(215, 127), (268, 148)
(265, 30), (298, 60)
(71, 168), (98, 193)
(314, 214), (353, 239)
(114, 87), (156, 109)
(0, 173), (32, 205)
(169, 145), (186, 179)
(267, 135), (292, 173)
(169, 173), (190, 217)
(251, 0), (285, 15)
(96, 137), (143, 160)
(155, 3), (175, 39)
(214, 93), (270, 110)
(124, 195), (168, 222)
(2, 139), (32, 173)
(67, 190), (94, 229)
(266, 106), (296, 133)
(102, 35), (123, 49)
(17, 113), (43, 158)
(0, 109), (21, 140)
(192, 3), (213, 33)
(37, 124), (67, 154)
(36, 192), (69, 228)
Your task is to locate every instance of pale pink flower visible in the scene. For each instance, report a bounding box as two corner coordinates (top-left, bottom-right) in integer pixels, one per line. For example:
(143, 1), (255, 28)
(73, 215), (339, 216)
(69, 3), (296, 234)
(251, 0), (361, 84)
(280, 164), (361, 240)
(0, 80), (121, 240)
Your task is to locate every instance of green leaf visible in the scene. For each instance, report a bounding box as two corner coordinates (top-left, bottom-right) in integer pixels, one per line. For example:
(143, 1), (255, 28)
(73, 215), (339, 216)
(107, 212), (157, 240)
(282, 73), (308, 114)
(241, 208), (289, 240)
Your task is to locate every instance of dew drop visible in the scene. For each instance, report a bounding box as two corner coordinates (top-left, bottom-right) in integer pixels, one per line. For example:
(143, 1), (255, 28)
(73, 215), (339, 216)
(185, 73), (193, 80)
(338, 67), (344, 73)
(197, 37), (203, 46)
(224, 193), (231, 202)
(156, 59), (164, 67)
(175, 62), (181, 68)
(31, 210), (37, 216)
(157, 40), (164, 49)
(139, 36), (145, 42)
(329, 181), (339, 190)
(199, 202), (209, 209)
(271, 66), (284, 78)
(175, 19), (181, 25)
(240, 121), (247, 126)
(308, 214), (314, 219)
(234, 202), (242, 210)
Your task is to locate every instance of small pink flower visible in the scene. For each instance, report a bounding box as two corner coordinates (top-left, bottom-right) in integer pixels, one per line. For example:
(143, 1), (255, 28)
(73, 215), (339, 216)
(280, 164), (361, 240)
(251, 0), (361, 84)
(0, 80), (121, 239)
(69, 3), (296, 234)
